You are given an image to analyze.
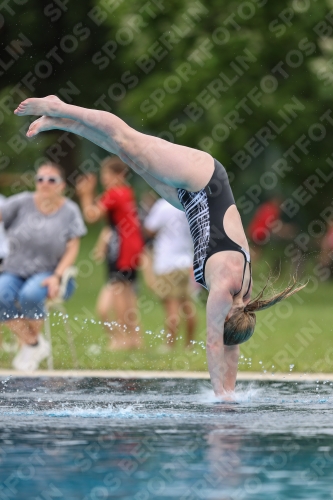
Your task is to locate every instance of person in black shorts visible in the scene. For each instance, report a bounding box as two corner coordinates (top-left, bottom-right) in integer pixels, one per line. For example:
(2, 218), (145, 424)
(14, 95), (306, 398)
(76, 157), (144, 350)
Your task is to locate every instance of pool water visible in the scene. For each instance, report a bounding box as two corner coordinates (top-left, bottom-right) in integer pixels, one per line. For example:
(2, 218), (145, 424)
(0, 377), (332, 500)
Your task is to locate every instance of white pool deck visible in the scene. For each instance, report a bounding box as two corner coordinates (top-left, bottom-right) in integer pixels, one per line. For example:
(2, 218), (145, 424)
(0, 370), (332, 382)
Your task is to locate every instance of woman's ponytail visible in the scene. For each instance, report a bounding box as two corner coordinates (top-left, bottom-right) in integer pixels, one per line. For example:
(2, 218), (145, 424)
(224, 276), (307, 346)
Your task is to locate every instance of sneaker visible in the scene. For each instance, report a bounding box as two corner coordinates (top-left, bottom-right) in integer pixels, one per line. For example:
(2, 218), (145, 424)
(12, 334), (50, 371)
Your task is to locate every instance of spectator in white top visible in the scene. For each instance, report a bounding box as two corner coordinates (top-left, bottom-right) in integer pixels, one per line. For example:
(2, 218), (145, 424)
(144, 198), (197, 349)
(0, 162), (87, 371)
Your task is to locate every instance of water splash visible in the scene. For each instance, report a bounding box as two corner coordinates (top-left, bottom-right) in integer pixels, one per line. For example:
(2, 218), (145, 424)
(198, 383), (261, 404)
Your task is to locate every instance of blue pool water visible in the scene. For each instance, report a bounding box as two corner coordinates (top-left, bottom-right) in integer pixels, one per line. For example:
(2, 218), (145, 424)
(0, 377), (332, 499)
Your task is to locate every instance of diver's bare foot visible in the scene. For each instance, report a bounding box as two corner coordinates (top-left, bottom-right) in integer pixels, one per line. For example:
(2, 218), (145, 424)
(26, 116), (81, 138)
(14, 95), (64, 117)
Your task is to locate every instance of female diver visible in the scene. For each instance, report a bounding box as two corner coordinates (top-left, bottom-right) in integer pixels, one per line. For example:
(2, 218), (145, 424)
(14, 96), (305, 398)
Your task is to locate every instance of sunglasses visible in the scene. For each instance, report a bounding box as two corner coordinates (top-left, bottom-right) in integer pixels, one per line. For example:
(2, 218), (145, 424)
(35, 175), (63, 184)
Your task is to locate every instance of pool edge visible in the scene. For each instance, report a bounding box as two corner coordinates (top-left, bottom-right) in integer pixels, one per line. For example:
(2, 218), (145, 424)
(0, 369), (331, 382)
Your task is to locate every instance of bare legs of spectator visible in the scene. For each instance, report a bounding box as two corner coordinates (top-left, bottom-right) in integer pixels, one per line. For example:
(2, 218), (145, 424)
(114, 282), (141, 349)
(164, 298), (180, 347)
(5, 319), (43, 345)
(163, 298), (197, 349)
(140, 248), (156, 291)
(181, 299), (197, 348)
(96, 282), (141, 350)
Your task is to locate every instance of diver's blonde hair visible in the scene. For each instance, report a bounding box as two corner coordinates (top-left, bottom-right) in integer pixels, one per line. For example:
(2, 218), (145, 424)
(224, 277), (307, 346)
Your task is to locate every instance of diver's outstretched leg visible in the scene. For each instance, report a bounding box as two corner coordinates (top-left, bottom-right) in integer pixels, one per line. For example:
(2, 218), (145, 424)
(15, 96), (214, 192)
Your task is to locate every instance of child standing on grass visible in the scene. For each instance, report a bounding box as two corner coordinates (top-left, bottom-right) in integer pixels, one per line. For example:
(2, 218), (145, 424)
(144, 197), (197, 351)
(76, 157), (144, 350)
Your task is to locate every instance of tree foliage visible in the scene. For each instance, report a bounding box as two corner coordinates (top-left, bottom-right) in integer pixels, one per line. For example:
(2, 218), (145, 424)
(1, 0), (333, 225)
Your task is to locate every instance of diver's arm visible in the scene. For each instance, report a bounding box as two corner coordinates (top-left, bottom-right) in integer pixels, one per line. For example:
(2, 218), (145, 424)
(206, 289), (234, 397)
(223, 344), (240, 392)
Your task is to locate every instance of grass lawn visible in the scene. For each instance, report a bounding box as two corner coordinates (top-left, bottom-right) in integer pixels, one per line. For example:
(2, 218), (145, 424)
(1, 225), (332, 373)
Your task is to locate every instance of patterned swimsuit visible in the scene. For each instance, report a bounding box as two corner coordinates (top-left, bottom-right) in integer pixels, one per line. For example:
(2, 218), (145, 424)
(177, 158), (252, 293)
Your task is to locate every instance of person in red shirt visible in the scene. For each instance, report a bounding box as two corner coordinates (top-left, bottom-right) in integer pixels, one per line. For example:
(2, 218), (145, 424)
(247, 197), (295, 262)
(248, 198), (282, 246)
(76, 156), (144, 350)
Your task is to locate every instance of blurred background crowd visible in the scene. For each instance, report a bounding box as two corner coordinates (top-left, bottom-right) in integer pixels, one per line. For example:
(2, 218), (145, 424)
(1, 0), (333, 372)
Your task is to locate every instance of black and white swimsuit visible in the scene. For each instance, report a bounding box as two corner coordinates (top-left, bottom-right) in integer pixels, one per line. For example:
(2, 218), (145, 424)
(177, 158), (252, 294)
